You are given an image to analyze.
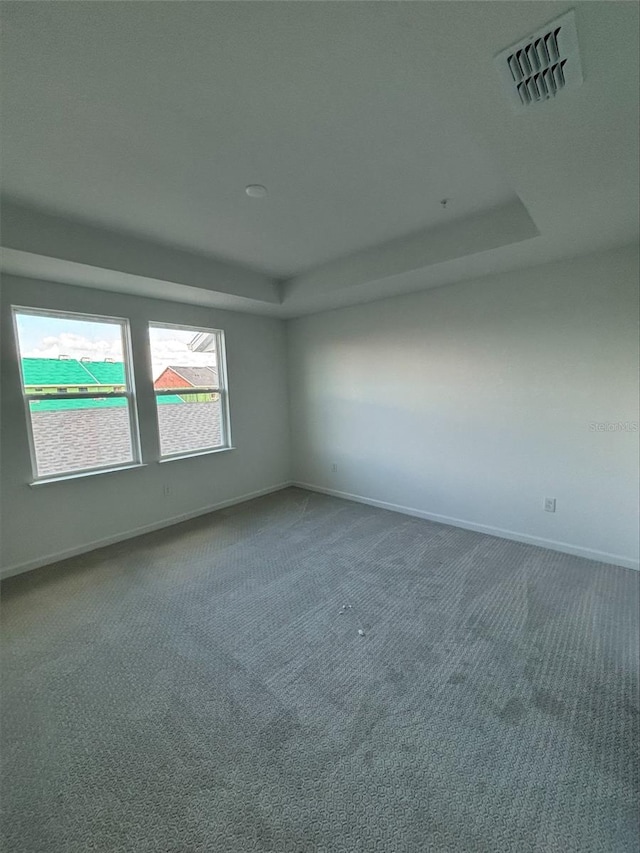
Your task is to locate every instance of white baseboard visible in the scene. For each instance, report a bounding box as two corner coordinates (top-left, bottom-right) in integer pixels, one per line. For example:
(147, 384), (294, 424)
(294, 481), (640, 572)
(4, 479), (637, 579)
(1, 482), (293, 580)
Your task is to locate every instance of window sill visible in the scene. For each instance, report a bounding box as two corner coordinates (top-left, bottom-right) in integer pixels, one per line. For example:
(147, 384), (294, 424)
(158, 446), (236, 464)
(29, 463), (147, 486)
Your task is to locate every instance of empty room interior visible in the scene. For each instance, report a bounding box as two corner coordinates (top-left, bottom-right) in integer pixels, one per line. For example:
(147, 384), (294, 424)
(1, 2), (639, 851)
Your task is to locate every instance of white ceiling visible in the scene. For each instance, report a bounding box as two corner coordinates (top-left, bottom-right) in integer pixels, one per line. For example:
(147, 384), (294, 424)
(1, 1), (638, 317)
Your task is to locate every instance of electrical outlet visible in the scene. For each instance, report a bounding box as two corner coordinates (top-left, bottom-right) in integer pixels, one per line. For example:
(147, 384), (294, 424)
(331, 463), (338, 473)
(544, 497), (556, 513)
(163, 484), (171, 497)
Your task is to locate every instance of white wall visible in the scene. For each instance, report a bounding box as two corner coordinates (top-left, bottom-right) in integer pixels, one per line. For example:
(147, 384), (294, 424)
(0, 274), (291, 575)
(3, 245), (638, 575)
(288, 244), (640, 569)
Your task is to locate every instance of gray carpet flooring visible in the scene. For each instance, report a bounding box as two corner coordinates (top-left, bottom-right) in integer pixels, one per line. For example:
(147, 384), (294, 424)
(1, 487), (638, 852)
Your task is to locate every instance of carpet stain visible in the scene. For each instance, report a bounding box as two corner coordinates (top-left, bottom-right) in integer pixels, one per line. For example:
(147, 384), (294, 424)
(261, 710), (303, 752)
(533, 689), (565, 717)
(496, 697), (526, 723)
(448, 672), (467, 685)
(466, 614), (494, 641)
(385, 665), (407, 692)
(347, 701), (388, 752)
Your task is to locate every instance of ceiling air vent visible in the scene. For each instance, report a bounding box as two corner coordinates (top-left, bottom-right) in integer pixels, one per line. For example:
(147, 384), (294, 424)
(495, 9), (583, 111)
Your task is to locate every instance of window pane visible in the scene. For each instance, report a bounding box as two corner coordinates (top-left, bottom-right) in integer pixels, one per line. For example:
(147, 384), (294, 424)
(149, 324), (228, 456)
(13, 309), (138, 479)
(156, 394), (224, 457)
(28, 398), (134, 477)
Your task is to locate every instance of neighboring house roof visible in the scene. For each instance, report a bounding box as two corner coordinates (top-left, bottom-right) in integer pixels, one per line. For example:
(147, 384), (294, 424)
(30, 397), (128, 411)
(21, 357), (125, 387)
(85, 361), (125, 384)
(21, 357), (99, 386)
(28, 392), (183, 410)
(158, 365), (218, 387)
(29, 398), (222, 477)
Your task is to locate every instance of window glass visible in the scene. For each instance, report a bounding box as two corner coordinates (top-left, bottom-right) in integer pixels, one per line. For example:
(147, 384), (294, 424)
(148, 324), (229, 458)
(13, 308), (139, 479)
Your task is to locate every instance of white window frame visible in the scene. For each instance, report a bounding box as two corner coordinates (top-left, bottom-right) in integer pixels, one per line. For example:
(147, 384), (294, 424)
(148, 321), (232, 461)
(12, 306), (142, 482)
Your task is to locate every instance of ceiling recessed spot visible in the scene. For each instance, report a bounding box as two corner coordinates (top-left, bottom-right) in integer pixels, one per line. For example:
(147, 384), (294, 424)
(245, 185), (267, 198)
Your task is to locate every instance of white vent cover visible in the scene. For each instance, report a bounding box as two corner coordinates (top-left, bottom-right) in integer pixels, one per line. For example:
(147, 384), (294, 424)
(495, 9), (583, 111)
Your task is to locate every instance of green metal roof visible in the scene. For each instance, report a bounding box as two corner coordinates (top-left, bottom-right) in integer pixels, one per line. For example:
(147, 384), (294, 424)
(30, 395), (187, 411)
(29, 397), (128, 411)
(86, 361), (126, 384)
(21, 358), (98, 387)
(21, 357), (127, 387)
(29, 395), (185, 411)
(21, 359), (188, 408)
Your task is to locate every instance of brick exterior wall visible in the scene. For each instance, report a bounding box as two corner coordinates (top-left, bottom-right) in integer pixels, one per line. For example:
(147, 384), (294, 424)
(30, 402), (223, 476)
(154, 367), (188, 389)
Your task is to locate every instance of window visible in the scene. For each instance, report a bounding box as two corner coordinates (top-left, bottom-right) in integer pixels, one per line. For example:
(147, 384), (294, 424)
(12, 307), (140, 480)
(148, 323), (230, 459)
